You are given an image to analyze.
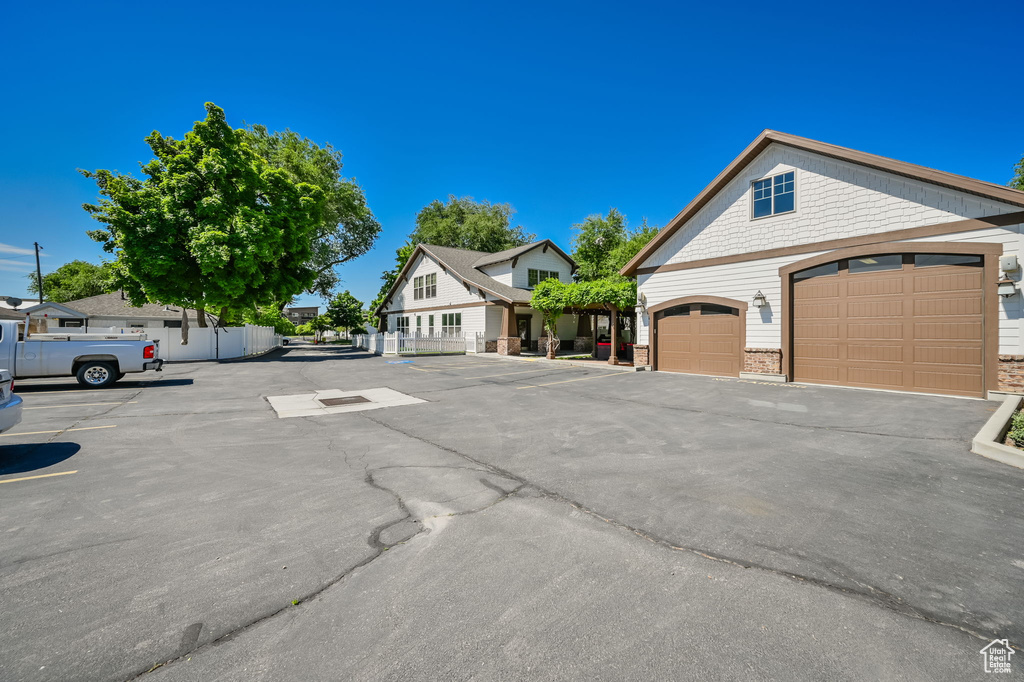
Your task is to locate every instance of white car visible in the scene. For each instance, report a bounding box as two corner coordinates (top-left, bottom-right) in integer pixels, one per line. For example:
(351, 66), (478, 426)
(0, 368), (22, 434)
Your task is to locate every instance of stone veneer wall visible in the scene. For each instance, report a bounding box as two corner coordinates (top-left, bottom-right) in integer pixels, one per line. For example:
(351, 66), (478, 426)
(574, 337), (593, 353)
(497, 336), (521, 356)
(743, 348), (782, 374)
(485, 340), (497, 353)
(998, 355), (1024, 393)
(633, 344), (649, 367)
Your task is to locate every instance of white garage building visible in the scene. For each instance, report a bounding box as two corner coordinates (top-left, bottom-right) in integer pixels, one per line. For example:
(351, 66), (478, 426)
(622, 131), (1024, 398)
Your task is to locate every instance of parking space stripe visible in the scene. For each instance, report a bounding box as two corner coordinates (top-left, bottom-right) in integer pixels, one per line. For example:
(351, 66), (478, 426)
(0, 470), (78, 485)
(24, 399), (137, 409)
(464, 368), (579, 379)
(516, 372), (631, 389)
(0, 425), (117, 438)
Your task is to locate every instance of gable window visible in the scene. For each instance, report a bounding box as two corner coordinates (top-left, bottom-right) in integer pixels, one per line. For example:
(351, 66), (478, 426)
(395, 316), (409, 333)
(441, 312), (461, 336)
(528, 269), (560, 287)
(414, 273), (437, 300)
(752, 171), (795, 219)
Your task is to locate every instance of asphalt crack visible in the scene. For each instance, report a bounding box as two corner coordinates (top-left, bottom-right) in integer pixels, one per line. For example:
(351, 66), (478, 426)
(355, 411), (1006, 646)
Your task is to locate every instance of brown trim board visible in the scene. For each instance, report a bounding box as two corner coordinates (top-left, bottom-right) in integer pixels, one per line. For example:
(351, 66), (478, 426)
(778, 241), (1002, 397)
(649, 295), (747, 375)
(621, 128), (1024, 277)
(636, 211), (1024, 277)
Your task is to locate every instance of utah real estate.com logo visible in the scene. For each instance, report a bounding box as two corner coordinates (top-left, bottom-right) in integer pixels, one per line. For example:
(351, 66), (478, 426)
(980, 639), (1014, 674)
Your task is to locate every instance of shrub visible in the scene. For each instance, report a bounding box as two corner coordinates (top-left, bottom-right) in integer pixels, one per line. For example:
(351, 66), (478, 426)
(1008, 410), (1024, 446)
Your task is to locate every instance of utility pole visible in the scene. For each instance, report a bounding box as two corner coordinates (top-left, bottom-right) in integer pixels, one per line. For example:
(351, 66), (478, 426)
(34, 242), (44, 303)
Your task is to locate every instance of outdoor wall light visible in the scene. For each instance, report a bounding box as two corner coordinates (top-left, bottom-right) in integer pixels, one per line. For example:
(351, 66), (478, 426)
(997, 278), (1017, 298)
(752, 290), (768, 308)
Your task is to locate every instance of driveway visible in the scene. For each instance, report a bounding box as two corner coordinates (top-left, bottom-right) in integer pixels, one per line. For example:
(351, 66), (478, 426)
(0, 345), (1019, 681)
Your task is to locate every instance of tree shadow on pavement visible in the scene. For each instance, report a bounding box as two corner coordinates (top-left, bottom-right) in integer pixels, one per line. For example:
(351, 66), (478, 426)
(0, 442), (81, 475)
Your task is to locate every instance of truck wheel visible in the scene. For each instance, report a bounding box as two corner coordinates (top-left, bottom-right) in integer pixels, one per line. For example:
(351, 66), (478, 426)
(76, 362), (117, 388)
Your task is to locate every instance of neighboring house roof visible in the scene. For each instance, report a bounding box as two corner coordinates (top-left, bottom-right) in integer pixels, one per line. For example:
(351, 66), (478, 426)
(472, 239), (577, 272)
(23, 292), (198, 320)
(0, 308), (26, 320)
(377, 240), (576, 315)
(620, 129), (1024, 277)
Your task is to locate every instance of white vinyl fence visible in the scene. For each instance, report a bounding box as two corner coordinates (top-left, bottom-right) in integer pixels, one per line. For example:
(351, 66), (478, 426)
(353, 332), (484, 356)
(51, 325), (281, 361)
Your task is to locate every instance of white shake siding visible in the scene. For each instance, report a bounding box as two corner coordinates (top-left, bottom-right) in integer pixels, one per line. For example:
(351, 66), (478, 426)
(479, 262), (513, 286)
(644, 144), (1019, 270)
(637, 223), (1024, 354)
(387, 252), (483, 313)
(509, 250), (573, 289)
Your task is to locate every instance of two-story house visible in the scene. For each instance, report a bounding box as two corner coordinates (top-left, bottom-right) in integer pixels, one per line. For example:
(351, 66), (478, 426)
(375, 240), (577, 354)
(622, 130), (1024, 399)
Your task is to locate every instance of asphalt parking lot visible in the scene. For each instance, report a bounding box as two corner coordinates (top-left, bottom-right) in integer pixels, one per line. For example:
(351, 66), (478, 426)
(0, 343), (1020, 681)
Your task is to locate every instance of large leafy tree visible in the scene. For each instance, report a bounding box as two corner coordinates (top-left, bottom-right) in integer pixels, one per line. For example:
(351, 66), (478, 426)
(83, 103), (325, 343)
(26, 260), (114, 303)
(410, 195), (534, 252)
(1011, 153), (1024, 191)
(245, 125), (380, 299)
(369, 197), (534, 328)
(570, 209), (658, 282)
(326, 290), (363, 334)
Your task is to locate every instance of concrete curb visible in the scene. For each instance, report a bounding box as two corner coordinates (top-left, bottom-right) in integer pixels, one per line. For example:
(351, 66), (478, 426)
(163, 346), (284, 365)
(481, 354), (644, 372)
(971, 394), (1024, 469)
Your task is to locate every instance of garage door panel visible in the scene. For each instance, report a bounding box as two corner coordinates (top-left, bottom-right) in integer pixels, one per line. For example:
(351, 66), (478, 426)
(848, 278), (903, 297)
(847, 344), (903, 362)
(792, 254), (984, 397)
(794, 342), (840, 359)
(913, 271), (982, 293)
(914, 297), (982, 317)
(847, 366), (904, 388)
(792, 363), (839, 382)
(793, 281), (839, 299)
(847, 323), (904, 339)
(847, 300), (903, 318)
(914, 322), (983, 340)
(913, 345), (982, 366)
(699, 340), (739, 355)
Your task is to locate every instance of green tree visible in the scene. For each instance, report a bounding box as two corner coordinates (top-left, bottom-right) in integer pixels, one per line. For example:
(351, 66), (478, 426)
(410, 195), (534, 252)
(571, 209), (658, 282)
(83, 103), (325, 344)
(1011, 153), (1024, 191)
(245, 125), (380, 299)
(309, 314), (332, 342)
(243, 306), (296, 335)
(326, 290), (363, 334)
(26, 260), (114, 303)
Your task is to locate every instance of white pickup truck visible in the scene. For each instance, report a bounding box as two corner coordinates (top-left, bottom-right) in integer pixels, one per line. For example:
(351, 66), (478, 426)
(0, 320), (163, 388)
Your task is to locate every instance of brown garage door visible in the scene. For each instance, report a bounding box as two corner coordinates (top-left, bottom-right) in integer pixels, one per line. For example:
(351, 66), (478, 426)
(792, 253), (984, 397)
(655, 303), (742, 377)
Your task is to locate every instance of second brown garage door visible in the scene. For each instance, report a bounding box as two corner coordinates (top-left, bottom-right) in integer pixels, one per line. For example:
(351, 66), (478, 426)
(791, 253), (984, 397)
(655, 303), (742, 376)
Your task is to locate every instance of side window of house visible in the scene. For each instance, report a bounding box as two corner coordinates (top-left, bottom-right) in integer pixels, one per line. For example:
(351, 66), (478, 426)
(416, 315), (422, 333)
(752, 171), (796, 218)
(414, 276), (423, 300)
(441, 313), (462, 335)
(396, 316), (409, 333)
(528, 269), (560, 287)
(425, 273), (436, 298)
(428, 315), (434, 335)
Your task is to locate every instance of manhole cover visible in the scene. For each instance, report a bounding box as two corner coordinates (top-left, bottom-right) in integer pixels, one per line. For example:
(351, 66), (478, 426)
(319, 396), (371, 406)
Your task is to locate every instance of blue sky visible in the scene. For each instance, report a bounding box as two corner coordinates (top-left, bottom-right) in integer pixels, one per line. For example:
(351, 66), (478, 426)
(1, 0), (1021, 311)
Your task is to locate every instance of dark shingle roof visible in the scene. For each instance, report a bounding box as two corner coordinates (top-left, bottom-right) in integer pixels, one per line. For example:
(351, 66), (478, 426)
(37, 292), (198, 319)
(472, 240), (576, 271)
(419, 244), (535, 303)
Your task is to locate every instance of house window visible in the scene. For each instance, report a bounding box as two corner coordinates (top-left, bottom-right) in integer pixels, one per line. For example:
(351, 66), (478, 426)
(413, 273), (437, 300)
(395, 316), (409, 333)
(127, 320), (147, 328)
(528, 269), (560, 287)
(416, 315), (422, 333)
(441, 313), (462, 335)
(428, 315), (434, 335)
(752, 171), (795, 218)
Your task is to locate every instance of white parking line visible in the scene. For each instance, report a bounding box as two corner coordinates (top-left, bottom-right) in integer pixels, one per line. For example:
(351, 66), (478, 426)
(24, 401), (137, 410)
(0, 425), (118, 438)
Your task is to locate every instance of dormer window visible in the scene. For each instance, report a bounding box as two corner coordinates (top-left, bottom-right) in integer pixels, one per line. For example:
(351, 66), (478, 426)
(413, 273), (436, 300)
(528, 269), (560, 287)
(752, 171), (795, 219)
